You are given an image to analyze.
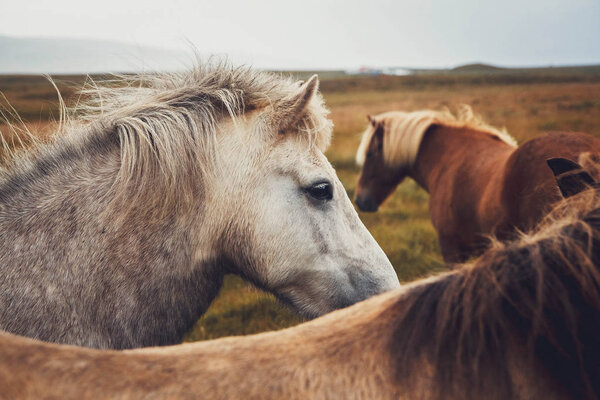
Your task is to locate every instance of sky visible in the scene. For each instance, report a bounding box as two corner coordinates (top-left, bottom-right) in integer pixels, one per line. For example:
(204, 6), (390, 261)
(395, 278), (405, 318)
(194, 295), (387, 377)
(0, 0), (598, 70)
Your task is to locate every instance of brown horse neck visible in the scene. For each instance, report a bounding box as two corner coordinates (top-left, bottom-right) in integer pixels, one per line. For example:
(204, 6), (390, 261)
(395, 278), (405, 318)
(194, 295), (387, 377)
(409, 124), (515, 192)
(3, 290), (401, 399)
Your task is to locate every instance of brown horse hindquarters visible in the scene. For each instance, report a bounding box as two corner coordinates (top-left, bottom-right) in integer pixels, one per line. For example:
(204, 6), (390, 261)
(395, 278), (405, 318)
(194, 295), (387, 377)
(416, 126), (515, 262)
(501, 132), (600, 234)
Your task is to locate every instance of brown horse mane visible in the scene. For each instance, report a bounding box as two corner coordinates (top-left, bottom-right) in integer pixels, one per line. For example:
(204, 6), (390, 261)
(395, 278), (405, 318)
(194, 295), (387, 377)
(356, 105), (517, 168)
(390, 189), (600, 400)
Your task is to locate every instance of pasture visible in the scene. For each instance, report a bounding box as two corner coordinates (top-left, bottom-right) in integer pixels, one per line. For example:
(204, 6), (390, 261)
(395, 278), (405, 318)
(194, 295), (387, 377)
(1, 67), (599, 341)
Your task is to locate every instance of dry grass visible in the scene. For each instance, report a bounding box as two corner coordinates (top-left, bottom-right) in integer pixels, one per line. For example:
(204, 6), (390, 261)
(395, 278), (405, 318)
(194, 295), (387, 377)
(1, 71), (599, 341)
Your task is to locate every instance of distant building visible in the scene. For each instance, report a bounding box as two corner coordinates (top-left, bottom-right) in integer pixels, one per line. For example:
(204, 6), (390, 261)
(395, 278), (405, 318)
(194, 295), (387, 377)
(345, 66), (413, 76)
(382, 67), (412, 76)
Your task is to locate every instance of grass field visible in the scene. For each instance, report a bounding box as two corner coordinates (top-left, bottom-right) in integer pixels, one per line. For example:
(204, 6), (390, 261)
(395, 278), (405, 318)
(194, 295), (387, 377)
(1, 68), (600, 341)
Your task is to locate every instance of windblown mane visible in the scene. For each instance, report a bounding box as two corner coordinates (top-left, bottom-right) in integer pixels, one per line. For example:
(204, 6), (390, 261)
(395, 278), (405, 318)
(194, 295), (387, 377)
(356, 105), (517, 168)
(0, 63), (332, 211)
(391, 189), (600, 400)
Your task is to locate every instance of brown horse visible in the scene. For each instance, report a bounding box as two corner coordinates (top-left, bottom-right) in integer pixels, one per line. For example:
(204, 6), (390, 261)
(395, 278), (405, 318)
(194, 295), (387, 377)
(2, 169), (600, 400)
(355, 106), (600, 262)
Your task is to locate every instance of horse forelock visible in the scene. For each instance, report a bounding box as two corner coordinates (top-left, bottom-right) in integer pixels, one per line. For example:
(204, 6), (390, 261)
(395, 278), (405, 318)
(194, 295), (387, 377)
(390, 189), (600, 400)
(356, 106), (517, 170)
(0, 63), (332, 213)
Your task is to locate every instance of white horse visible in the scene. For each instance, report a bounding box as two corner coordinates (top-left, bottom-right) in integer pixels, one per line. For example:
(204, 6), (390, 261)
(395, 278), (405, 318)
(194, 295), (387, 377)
(0, 64), (399, 349)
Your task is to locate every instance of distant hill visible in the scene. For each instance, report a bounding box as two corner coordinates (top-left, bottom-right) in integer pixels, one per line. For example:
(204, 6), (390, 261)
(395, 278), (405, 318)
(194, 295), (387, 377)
(448, 62), (600, 75)
(451, 63), (506, 73)
(408, 63), (600, 77)
(0, 35), (189, 74)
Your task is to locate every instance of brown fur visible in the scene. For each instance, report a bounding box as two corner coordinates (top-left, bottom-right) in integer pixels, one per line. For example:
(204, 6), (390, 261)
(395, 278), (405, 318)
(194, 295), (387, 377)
(2, 187), (600, 399)
(393, 191), (600, 399)
(356, 109), (600, 262)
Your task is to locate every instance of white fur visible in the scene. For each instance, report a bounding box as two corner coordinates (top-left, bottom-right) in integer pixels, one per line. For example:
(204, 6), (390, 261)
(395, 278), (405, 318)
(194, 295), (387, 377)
(0, 64), (400, 331)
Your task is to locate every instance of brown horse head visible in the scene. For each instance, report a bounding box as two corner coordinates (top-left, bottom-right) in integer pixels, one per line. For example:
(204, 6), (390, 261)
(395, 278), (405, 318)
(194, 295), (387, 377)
(354, 109), (498, 213)
(355, 115), (409, 212)
(547, 157), (600, 198)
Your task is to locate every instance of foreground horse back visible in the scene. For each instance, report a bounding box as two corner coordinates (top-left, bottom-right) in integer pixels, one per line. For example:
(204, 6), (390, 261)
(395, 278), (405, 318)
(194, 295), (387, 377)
(355, 106), (600, 262)
(2, 177), (600, 399)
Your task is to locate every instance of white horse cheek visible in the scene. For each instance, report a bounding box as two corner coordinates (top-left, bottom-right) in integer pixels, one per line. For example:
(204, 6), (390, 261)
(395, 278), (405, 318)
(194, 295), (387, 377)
(327, 186), (401, 295)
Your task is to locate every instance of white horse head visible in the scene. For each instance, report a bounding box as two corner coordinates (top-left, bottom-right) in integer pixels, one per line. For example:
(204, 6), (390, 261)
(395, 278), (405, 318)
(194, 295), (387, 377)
(0, 66), (399, 349)
(208, 75), (400, 317)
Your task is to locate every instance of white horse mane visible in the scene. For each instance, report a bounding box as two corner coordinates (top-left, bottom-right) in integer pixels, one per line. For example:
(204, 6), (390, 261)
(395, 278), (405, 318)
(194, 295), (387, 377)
(356, 105), (517, 169)
(1, 63), (333, 210)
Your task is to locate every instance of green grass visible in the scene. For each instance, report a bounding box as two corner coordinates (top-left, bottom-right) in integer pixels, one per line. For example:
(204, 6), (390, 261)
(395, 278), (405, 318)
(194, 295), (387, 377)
(184, 276), (301, 341)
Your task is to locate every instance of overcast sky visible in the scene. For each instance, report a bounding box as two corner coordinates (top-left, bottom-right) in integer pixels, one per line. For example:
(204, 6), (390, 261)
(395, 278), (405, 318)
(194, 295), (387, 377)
(0, 0), (598, 69)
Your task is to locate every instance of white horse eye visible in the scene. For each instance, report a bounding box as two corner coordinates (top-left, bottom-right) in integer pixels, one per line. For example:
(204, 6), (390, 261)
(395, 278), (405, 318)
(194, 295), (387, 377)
(305, 181), (333, 201)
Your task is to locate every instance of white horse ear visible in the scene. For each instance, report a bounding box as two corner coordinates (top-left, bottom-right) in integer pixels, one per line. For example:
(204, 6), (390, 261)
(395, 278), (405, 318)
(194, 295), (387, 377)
(277, 75), (319, 133)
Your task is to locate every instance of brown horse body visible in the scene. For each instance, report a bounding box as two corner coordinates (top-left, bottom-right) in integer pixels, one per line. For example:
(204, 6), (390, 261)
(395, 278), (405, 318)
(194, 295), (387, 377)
(355, 108), (600, 262)
(2, 183), (600, 400)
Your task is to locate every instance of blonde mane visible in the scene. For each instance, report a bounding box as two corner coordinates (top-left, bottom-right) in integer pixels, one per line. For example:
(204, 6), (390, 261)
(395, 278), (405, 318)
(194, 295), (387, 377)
(1, 63), (332, 211)
(356, 105), (517, 169)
